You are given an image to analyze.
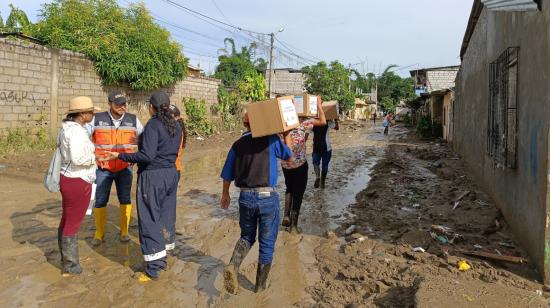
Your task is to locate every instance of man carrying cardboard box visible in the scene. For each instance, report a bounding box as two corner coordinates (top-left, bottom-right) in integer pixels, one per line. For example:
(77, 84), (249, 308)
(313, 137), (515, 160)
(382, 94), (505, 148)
(220, 113), (293, 294)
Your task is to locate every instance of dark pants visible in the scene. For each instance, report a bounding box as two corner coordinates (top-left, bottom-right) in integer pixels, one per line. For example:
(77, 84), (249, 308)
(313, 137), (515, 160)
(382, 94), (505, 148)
(384, 126), (389, 134)
(59, 175), (92, 236)
(282, 162), (309, 213)
(239, 191), (280, 264)
(95, 167), (133, 208)
(312, 151), (332, 176)
(136, 168), (179, 278)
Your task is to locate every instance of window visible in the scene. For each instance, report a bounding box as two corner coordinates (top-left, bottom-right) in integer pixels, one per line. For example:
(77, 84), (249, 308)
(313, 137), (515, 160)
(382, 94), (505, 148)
(487, 47), (519, 168)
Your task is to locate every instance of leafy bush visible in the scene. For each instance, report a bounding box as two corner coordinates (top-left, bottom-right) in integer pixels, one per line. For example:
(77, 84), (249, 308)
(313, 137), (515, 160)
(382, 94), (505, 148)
(31, 0), (187, 90)
(0, 128), (55, 154)
(183, 97), (213, 136)
(416, 115), (433, 137)
(303, 61), (355, 113)
(236, 72), (267, 102)
(212, 87), (243, 131)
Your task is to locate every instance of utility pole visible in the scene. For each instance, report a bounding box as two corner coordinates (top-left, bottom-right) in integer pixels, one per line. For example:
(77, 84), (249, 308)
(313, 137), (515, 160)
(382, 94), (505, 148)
(268, 32), (275, 98)
(267, 28), (284, 98)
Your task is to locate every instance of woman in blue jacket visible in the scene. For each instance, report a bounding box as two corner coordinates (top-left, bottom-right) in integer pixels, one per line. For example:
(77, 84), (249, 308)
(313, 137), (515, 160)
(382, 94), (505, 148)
(101, 91), (182, 282)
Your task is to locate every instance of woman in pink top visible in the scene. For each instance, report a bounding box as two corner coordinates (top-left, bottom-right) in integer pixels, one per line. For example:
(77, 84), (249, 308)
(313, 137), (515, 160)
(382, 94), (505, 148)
(281, 97), (326, 233)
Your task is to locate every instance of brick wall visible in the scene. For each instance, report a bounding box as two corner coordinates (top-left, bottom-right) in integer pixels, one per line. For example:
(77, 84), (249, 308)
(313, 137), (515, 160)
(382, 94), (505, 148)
(0, 36), (220, 135)
(265, 69), (305, 96)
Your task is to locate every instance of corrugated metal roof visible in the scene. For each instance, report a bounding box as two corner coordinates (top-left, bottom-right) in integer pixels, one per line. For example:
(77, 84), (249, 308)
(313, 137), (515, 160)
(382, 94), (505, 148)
(481, 0), (540, 11)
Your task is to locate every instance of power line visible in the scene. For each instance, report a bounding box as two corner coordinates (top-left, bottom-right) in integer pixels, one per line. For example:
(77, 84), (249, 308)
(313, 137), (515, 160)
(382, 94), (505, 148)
(210, 0), (232, 25)
(275, 38), (321, 62)
(160, 0), (268, 36)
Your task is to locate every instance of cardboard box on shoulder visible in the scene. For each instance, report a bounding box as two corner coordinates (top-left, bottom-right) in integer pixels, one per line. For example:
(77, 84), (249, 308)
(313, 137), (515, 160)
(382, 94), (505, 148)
(322, 100), (339, 120)
(294, 94), (319, 117)
(246, 96), (299, 138)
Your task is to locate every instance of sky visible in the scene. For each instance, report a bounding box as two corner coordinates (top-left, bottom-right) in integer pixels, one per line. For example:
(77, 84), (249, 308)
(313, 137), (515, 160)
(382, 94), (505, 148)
(1, 0), (473, 76)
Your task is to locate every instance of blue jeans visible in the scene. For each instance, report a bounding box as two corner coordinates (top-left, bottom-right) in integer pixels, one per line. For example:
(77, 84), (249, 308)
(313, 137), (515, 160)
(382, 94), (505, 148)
(312, 151), (332, 175)
(95, 167), (133, 208)
(238, 191), (280, 264)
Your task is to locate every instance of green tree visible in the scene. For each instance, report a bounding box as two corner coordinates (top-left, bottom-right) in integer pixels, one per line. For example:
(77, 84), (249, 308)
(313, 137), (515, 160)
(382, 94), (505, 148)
(303, 60), (355, 112)
(215, 38), (266, 90)
(376, 64), (415, 113)
(5, 4), (32, 33)
(0, 10), (4, 29)
(31, 0), (187, 91)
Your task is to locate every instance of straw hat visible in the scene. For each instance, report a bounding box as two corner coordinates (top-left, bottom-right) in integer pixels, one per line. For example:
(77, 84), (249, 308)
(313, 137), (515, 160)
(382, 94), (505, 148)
(68, 96), (101, 113)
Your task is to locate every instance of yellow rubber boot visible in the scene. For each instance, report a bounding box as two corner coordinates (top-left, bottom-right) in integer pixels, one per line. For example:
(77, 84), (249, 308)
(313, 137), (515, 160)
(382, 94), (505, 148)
(119, 204), (132, 243)
(92, 207), (107, 246)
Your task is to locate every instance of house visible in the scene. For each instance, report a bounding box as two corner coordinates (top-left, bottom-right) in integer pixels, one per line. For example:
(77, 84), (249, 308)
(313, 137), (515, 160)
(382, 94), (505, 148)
(263, 68), (305, 98)
(410, 66), (459, 139)
(454, 0), (549, 282)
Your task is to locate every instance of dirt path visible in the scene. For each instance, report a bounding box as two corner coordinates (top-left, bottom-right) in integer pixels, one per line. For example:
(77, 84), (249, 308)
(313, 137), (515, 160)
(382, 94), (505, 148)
(0, 121), (390, 307)
(307, 134), (550, 307)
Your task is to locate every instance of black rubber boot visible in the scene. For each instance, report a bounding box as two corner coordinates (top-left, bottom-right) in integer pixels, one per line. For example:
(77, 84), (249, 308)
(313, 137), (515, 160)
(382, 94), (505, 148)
(61, 235), (82, 276)
(290, 211), (302, 234)
(282, 193), (292, 227)
(223, 238), (251, 294)
(314, 166), (321, 188)
(320, 174), (327, 189)
(255, 263), (272, 293)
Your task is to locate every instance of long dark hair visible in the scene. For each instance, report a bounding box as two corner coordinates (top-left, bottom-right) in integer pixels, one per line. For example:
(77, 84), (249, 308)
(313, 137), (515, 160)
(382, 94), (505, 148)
(63, 113), (79, 122)
(155, 104), (178, 137)
(177, 119), (188, 148)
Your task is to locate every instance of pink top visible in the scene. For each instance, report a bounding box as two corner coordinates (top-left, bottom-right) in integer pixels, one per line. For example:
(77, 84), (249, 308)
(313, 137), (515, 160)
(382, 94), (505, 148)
(281, 119), (314, 169)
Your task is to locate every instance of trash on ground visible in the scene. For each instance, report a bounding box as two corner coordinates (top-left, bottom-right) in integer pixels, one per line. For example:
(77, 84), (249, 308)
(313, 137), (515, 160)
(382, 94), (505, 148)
(453, 191), (470, 202)
(499, 241), (515, 248)
(413, 247), (426, 253)
(458, 250), (528, 264)
(458, 260), (471, 271)
(452, 201), (460, 210)
(345, 225), (356, 235)
(474, 244), (483, 249)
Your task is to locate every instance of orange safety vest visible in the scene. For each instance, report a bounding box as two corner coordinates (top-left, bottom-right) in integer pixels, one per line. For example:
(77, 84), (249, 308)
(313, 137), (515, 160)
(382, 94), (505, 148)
(92, 112), (138, 173)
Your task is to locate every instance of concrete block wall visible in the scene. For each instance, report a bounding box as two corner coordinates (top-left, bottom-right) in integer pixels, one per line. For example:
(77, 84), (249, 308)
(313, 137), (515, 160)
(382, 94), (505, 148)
(266, 69), (305, 95)
(0, 37), (220, 136)
(426, 69), (459, 92)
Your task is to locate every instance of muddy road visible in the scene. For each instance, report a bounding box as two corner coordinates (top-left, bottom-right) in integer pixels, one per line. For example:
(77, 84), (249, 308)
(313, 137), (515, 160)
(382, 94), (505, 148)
(0, 121), (389, 307)
(1, 122), (547, 307)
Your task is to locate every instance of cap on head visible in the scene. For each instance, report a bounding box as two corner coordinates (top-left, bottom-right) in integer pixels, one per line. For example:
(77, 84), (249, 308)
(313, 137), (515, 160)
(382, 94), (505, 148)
(169, 104), (181, 117)
(108, 91), (127, 105)
(149, 90), (170, 109)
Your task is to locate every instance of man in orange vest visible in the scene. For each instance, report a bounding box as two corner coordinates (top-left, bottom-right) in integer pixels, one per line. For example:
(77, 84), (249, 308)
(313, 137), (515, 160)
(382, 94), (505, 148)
(87, 91), (143, 246)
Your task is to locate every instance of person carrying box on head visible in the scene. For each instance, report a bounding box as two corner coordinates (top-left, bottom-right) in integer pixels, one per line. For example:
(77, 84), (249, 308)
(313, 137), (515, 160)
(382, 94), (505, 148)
(280, 95), (326, 233)
(87, 91), (143, 246)
(220, 113), (293, 294)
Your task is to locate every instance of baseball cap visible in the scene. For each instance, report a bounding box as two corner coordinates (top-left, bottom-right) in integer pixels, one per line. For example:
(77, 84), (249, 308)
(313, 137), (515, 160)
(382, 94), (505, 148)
(108, 91), (127, 105)
(169, 104), (181, 117)
(149, 91), (170, 109)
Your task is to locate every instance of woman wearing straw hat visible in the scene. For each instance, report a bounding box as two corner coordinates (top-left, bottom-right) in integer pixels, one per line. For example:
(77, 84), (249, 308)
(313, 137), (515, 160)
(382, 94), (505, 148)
(58, 96), (100, 276)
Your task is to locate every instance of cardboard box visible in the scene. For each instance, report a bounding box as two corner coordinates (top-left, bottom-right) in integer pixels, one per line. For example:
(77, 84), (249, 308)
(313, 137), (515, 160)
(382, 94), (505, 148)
(246, 96), (299, 138)
(322, 100), (339, 120)
(294, 94), (319, 117)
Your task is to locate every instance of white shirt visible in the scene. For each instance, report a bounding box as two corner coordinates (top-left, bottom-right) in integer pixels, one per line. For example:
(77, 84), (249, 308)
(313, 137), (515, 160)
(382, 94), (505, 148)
(60, 121), (97, 184)
(85, 111), (144, 135)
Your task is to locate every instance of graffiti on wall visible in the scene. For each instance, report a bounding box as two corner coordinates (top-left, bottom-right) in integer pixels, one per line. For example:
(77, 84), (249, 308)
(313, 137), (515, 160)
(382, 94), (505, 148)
(0, 90), (37, 105)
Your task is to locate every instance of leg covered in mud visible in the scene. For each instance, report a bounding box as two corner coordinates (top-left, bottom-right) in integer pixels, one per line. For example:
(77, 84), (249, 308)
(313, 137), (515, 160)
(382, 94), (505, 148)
(312, 153), (322, 188)
(256, 192), (280, 291)
(223, 238), (251, 294)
